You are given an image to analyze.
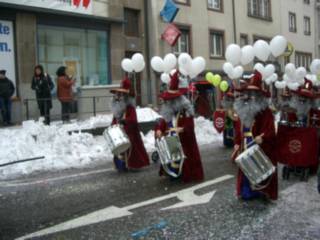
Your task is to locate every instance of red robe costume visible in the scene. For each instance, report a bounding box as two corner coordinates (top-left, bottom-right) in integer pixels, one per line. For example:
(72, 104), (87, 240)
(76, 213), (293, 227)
(155, 112), (204, 183)
(234, 108), (278, 200)
(112, 105), (149, 169)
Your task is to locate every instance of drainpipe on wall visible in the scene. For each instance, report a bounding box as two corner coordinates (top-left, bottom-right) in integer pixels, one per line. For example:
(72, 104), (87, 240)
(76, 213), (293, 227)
(143, 0), (152, 104)
(232, 0), (237, 43)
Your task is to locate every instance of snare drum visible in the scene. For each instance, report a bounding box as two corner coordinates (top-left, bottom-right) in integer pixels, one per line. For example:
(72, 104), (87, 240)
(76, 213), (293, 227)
(103, 124), (131, 155)
(235, 145), (275, 187)
(155, 136), (186, 178)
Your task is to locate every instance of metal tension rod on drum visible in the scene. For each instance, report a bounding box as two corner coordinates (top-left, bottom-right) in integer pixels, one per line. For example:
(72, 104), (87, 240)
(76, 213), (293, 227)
(0, 156), (45, 168)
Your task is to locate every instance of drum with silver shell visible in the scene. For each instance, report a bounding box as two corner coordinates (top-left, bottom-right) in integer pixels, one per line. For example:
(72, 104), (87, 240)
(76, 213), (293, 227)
(103, 124), (131, 155)
(235, 144), (276, 187)
(155, 135), (186, 178)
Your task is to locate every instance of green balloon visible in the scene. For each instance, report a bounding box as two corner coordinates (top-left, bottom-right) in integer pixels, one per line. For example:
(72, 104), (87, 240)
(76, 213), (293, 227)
(212, 74), (222, 87)
(206, 72), (214, 83)
(220, 81), (229, 92)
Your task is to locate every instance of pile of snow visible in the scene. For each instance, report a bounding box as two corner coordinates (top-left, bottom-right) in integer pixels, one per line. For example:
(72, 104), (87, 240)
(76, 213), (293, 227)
(0, 112), (222, 179)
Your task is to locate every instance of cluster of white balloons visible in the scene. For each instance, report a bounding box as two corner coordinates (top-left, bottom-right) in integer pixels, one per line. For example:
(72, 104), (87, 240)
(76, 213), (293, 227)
(223, 36), (287, 80)
(253, 63), (277, 85)
(121, 53), (146, 73)
(274, 64), (307, 90)
(222, 62), (244, 80)
(151, 53), (206, 84)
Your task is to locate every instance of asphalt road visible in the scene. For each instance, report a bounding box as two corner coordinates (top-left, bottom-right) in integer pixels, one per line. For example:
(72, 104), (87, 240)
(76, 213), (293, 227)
(0, 145), (319, 240)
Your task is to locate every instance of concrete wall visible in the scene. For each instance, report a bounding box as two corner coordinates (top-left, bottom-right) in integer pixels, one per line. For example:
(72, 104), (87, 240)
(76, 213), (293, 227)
(280, 0), (317, 62)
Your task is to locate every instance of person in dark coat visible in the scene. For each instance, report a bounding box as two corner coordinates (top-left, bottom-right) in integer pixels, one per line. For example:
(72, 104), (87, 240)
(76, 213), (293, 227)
(56, 66), (75, 123)
(0, 70), (15, 126)
(31, 65), (54, 125)
(110, 76), (150, 171)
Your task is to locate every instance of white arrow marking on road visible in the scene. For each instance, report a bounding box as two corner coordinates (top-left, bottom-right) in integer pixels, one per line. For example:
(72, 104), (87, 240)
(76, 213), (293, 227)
(161, 190), (217, 210)
(16, 175), (234, 240)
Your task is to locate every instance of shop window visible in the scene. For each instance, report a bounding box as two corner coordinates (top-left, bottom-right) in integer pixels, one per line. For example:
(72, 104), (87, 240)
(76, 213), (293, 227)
(173, 27), (191, 54)
(124, 8), (140, 37)
(240, 34), (249, 47)
(304, 16), (311, 35)
(248, 0), (272, 21)
(289, 12), (297, 33)
(208, 0), (223, 12)
(295, 52), (312, 70)
(37, 25), (110, 86)
(209, 29), (224, 58)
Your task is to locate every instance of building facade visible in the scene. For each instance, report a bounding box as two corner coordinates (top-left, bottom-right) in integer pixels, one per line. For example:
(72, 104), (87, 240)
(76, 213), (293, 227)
(0, 0), (319, 123)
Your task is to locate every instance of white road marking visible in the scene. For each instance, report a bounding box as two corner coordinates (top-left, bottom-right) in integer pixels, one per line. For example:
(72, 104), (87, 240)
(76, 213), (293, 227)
(15, 174), (234, 240)
(1, 168), (114, 187)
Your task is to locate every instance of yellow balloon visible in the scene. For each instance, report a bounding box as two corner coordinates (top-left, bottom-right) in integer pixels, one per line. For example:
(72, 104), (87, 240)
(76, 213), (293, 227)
(205, 72), (214, 83)
(212, 74), (222, 87)
(220, 81), (229, 92)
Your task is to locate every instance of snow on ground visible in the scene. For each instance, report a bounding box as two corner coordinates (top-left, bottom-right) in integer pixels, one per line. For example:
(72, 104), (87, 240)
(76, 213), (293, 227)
(0, 109), (222, 179)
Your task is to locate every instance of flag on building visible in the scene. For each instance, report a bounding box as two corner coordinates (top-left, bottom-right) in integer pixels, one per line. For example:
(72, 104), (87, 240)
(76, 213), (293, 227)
(161, 23), (181, 46)
(160, 0), (179, 23)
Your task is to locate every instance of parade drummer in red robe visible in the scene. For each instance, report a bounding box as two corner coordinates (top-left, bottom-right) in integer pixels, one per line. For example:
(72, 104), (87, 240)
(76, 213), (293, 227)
(110, 77), (149, 171)
(232, 71), (278, 200)
(288, 79), (315, 127)
(277, 88), (298, 124)
(155, 70), (204, 183)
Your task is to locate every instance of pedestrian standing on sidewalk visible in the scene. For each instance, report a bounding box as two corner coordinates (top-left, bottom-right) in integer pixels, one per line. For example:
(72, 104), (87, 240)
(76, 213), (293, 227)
(31, 65), (54, 125)
(56, 66), (75, 123)
(0, 69), (15, 126)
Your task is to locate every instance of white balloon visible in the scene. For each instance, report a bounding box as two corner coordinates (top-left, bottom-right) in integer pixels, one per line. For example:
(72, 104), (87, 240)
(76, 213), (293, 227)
(254, 63), (265, 77)
(223, 62), (234, 75)
(275, 81), (287, 89)
(296, 67), (307, 79)
(225, 44), (242, 66)
(163, 53), (177, 73)
(311, 59), (320, 75)
(233, 66), (244, 79)
(285, 63), (296, 78)
(160, 73), (170, 84)
(151, 56), (165, 73)
(287, 82), (300, 91)
(240, 45), (255, 65)
(264, 64), (275, 79)
(271, 73), (278, 82)
(265, 76), (273, 85)
(283, 74), (290, 83)
(179, 66), (189, 76)
(132, 53), (144, 65)
(270, 35), (287, 57)
(190, 57), (206, 76)
(253, 40), (271, 62)
(134, 61), (145, 72)
(178, 53), (192, 73)
(121, 58), (134, 73)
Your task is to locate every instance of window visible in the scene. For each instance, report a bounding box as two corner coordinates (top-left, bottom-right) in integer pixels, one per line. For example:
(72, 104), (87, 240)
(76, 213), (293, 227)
(208, 0), (223, 11)
(173, 27), (191, 54)
(304, 16), (311, 35)
(124, 8), (140, 37)
(240, 34), (249, 47)
(174, 0), (190, 5)
(209, 29), (224, 58)
(38, 25), (110, 86)
(289, 12), (297, 32)
(248, 0), (272, 20)
(295, 52), (312, 70)
(304, 0), (310, 4)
